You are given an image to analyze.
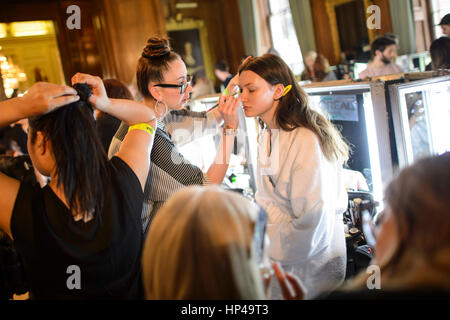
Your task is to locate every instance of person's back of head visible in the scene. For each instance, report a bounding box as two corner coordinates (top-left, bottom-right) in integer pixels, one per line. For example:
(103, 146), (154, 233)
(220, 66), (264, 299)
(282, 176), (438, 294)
(142, 186), (266, 299)
(28, 83), (108, 220)
(347, 152), (450, 292)
(430, 37), (450, 70)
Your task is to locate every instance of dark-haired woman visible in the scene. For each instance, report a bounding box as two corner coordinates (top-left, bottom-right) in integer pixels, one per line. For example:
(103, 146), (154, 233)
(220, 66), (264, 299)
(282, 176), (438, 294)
(430, 36), (450, 70)
(237, 54), (350, 299)
(109, 37), (240, 232)
(0, 76), (156, 299)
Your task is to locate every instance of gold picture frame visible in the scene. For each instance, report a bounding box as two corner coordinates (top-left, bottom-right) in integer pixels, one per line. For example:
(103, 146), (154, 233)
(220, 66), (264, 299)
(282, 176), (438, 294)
(166, 18), (214, 82)
(325, 0), (376, 62)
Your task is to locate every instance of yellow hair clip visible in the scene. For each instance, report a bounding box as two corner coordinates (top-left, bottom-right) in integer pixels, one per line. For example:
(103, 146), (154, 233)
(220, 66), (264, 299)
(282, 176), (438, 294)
(283, 85), (293, 97)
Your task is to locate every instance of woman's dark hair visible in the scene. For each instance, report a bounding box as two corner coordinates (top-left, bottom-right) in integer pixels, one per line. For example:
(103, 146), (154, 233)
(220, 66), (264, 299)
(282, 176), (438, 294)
(104, 79), (134, 100)
(430, 37), (450, 70)
(239, 54), (349, 163)
(28, 83), (109, 220)
(137, 37), (181, 99)
(214, 60), (229, 72)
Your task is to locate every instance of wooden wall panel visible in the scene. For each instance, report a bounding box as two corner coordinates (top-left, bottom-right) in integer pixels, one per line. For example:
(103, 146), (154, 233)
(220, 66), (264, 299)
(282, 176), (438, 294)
(165, 0), (246, 76)
(310, 0), (337, 65)
(0, 0), (103, 84)
(373, 0), (394, 37)
(311, 0), (394, 65)
(95, 0), (166, 84)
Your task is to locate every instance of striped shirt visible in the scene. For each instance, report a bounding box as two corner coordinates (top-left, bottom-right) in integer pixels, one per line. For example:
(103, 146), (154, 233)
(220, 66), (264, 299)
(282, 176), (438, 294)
(108, 109), (217, 233)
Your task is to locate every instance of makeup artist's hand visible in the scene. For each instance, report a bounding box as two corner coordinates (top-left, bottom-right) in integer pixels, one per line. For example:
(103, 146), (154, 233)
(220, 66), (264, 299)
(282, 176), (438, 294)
(273, 262), (304, 300)
(218, 95), (240, 130)
(71, 73), (111, 111)
(22, 82), (79, 116)
(225, 56), (252, 95)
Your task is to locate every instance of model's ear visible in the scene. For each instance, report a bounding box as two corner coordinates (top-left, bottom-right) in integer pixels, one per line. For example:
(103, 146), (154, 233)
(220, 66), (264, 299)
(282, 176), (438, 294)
(33, 131), (47, 156)
(375, 49), (383, 59)
(273, 83), (285, 101)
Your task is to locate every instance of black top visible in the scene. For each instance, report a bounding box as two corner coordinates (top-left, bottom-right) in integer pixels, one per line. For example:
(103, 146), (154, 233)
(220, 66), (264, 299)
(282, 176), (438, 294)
(96, 114), (121, 154)
(11, 157), (144, 299)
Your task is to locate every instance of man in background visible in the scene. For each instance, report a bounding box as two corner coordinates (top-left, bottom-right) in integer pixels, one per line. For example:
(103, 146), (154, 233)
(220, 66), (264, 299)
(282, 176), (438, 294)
(359, 36), (403, 79)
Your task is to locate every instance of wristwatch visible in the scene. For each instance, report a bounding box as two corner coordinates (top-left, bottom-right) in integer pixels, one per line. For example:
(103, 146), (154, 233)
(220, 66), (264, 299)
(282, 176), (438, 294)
(223, 125), (237, 136)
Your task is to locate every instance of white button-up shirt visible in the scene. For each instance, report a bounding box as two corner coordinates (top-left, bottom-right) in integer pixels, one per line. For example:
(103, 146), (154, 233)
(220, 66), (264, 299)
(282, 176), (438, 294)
(255, 127), (348, 299)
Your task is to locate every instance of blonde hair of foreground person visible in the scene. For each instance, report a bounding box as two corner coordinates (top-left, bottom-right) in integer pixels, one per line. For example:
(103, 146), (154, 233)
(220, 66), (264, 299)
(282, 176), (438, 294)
(142, 186), (267, 299)
(345, 153), (450, 292)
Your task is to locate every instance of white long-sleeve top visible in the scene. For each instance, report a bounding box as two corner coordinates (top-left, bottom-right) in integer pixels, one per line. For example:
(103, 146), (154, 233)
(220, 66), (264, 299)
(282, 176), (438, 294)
(255, 127), (348, 299)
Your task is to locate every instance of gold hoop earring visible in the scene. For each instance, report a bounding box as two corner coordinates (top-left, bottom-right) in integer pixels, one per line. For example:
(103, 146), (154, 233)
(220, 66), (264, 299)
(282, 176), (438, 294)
(155, 100), (169, 118)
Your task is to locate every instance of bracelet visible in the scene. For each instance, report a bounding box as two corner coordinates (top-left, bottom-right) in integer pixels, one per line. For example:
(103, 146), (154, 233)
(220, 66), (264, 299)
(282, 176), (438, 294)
(223, 125), (237, 136)
(128, 123), (155, 135)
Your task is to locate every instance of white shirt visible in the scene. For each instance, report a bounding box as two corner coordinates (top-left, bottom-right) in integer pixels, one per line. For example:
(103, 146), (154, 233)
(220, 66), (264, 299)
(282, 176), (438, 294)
(255, 127), (348, 299)
(359, 62), (403, 79)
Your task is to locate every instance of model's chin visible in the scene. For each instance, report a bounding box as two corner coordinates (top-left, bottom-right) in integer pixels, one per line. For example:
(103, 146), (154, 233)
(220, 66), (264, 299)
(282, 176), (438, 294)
(243, 108), (255, 117)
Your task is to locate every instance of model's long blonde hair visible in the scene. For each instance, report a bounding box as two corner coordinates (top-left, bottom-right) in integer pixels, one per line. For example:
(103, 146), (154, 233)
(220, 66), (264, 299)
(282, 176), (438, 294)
(142, 186), (266, 299)
(346, 153), (450, 291)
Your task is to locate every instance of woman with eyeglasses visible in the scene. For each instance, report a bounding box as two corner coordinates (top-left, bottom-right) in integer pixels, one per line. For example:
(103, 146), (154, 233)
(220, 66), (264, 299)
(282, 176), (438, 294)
(235, 54), (350, 300)
(109, 37), (240, 233)
(142, 185), (303, 300)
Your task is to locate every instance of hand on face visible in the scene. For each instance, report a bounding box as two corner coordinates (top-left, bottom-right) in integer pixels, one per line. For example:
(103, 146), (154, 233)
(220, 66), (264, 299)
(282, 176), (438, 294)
(218, 94), (240, 129)
(225, 56), (252, 94)
(22, 82), (79, 116)
(71, 73), (111, 111)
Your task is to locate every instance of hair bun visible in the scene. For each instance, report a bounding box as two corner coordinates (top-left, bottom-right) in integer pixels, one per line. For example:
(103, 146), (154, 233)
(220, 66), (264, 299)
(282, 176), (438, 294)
(73, 83), (92, 102)
(142, 37), (171, 59)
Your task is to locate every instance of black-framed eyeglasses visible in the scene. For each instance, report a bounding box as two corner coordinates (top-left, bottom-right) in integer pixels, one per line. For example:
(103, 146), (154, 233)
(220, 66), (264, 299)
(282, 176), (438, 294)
(154, 75), (192, 94)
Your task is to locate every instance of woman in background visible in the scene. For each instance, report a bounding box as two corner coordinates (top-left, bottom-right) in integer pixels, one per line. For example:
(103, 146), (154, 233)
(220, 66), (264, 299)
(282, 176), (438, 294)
(313, 54), (337, 82)
(300, 51), (317, 81)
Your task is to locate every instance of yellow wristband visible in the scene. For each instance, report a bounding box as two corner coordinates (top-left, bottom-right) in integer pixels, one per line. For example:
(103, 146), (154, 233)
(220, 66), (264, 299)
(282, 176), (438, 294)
(128, 123), (155, 135)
